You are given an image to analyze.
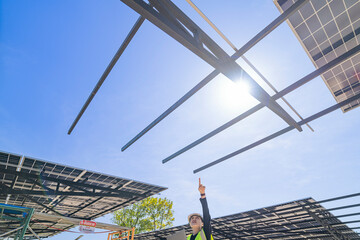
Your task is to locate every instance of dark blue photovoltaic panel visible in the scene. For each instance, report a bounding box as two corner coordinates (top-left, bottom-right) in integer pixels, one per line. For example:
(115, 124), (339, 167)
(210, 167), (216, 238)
(0, 150), (166, 238)
(275, 0), (360, 112)
(134, 197), (359, 240)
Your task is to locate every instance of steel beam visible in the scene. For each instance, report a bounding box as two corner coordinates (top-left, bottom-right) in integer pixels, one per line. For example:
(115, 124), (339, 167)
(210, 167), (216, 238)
(28, 226), (41, 240)
(68, 16), (145, 135)
(0, 183), (65, 217)
(42, 170), (87, 214)
(0, 168), (144, 198)
(0, 204), (34, 240)
(0, 226), (23, 238)
(1, 187), (135, 197)
(17, 208), (34, 240)
(87, 189), (152, 219)
(212, 226), (240, 239)
(210, 203), (360, 240)
(121, 0), (308, 151)
(32, 212), (130, 231)
(120, 0), (302, 139)
(317, 192), (360, 204)
(302, 200), (351, 240)
(88, 196), (140, 219)
(327, 204), (360, 212)
(43, 177), (90, 214)
(68, 185), (124, 217)
(194, 92), (360, 173)
(163, 43), (360, 164)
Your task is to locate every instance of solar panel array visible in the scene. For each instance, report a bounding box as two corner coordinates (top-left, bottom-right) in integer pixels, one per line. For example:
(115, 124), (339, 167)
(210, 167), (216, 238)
(134, 198), (359, 240)
(0, 150), (166, 238)
(275, 0), (360, 112)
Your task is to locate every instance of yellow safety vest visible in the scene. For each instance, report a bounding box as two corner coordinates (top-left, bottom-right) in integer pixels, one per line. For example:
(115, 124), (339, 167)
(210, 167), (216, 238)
(187, 228), (214, 240)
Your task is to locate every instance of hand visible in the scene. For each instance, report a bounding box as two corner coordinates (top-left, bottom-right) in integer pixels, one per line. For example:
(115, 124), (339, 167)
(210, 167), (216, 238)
(198, 178), (205, 195)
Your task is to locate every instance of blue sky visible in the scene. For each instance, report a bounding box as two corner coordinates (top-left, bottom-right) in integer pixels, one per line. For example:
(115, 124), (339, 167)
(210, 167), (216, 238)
(1, 0), (359, 239)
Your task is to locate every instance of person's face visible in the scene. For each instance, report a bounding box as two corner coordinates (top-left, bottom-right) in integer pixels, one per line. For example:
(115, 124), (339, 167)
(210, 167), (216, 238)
(190, 215), (203, 228)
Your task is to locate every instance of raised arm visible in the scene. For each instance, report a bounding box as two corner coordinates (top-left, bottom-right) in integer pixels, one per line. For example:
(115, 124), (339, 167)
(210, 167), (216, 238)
(199, 178), (212, 239)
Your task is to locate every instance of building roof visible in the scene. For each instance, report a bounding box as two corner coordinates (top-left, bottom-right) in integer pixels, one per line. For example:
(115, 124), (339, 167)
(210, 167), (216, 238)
(274, 0), (360, 112)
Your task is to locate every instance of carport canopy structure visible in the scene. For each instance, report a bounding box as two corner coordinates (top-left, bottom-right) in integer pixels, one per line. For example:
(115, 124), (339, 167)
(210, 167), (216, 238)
(67, 0), (360, 174)
(134, 193), (360, 240)
(0, 150), (166, 238)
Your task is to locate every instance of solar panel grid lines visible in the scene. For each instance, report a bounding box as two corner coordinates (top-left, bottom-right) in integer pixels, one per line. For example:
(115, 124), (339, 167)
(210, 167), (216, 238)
(134, 196), (360, 239)
(0, 150), (166, 238)
(276, 0), (360, 112)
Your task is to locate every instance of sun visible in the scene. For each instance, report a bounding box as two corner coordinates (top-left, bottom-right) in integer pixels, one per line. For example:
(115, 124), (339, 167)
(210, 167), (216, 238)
(215, 76), (257, 113)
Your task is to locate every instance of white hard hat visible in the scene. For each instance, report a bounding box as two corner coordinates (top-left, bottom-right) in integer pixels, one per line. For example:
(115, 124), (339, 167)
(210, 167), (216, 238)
(188, 213), (203, 223)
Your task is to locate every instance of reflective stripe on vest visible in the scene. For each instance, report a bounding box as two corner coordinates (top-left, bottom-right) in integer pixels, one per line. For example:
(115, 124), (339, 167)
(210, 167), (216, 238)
(187, 228), (213, 240)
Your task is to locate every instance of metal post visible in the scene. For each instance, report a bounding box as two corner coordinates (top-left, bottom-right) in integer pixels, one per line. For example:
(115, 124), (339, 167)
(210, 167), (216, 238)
(131, 227), (135, 240)
(0, 226), (23, 238)
(28, 226), (41, 240)
(17, 207), (34, 240)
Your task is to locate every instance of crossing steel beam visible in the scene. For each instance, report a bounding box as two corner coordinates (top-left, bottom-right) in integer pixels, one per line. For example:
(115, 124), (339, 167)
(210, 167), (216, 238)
(302, 199), (351, 240)
(121, 0), (309, 151)
(0, 168), (145, 199)
(163, 43), (360, 164)
(68, 16), (145, 135)
(194, 91), (360, 173)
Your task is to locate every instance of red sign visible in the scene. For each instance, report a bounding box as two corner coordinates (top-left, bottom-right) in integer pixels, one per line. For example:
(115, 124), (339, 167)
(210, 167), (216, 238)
(79, 220), (96, 233)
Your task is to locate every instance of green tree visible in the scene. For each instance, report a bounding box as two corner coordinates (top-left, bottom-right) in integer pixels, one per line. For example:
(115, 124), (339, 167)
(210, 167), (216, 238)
(112, 200), (152, 234)
(112, 197), (174, 234)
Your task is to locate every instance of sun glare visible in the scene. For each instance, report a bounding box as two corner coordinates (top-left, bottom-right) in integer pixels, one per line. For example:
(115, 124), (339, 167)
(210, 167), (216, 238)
(215, 77), (256, 113)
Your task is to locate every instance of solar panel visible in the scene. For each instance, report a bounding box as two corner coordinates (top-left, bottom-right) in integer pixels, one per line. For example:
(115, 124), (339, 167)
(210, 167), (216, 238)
(134, 197), (360, 240)
(274, 0), (360, 112)
(0, 150), (166, 238)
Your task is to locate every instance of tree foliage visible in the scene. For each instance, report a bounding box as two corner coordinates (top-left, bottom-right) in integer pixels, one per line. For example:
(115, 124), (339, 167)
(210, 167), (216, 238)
(112, 197), (175, 234)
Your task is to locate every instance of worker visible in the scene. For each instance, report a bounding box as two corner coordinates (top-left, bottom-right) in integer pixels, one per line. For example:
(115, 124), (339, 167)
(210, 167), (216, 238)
(187, 178), (213, 240)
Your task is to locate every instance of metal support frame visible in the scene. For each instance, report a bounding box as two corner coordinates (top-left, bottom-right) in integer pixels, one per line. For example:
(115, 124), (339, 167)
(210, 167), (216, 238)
(87, 190), (151, 219)
(135, 192), (360, 239)
(121, 0), (308, 151)
(162, 43), (360, 165)
(32, 212), (130, 231)
(5, 156), (25, 205)
(187, 0), (314, 132)
(212, 193), (360, 238)
(41, 170), (87, 215)
(125, 0), (306, 136)
(0, 226), (23, 238)
(68, 16), (145, 135)
(0, 179), (66, 217)
(67, 184), (125, 217)
(302, 199), (351, 240)
(211, 194), (360, 236)
(194, 91), (360, 173)
(0, 168), (145, 199)
(212, 226), (241, 239)
(26, 192), (66, 217)
(42, 175), (90, 214)
(1, 187), (133, 197)
(0, 204), (34, 240)
(28, 226), (41, 240)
